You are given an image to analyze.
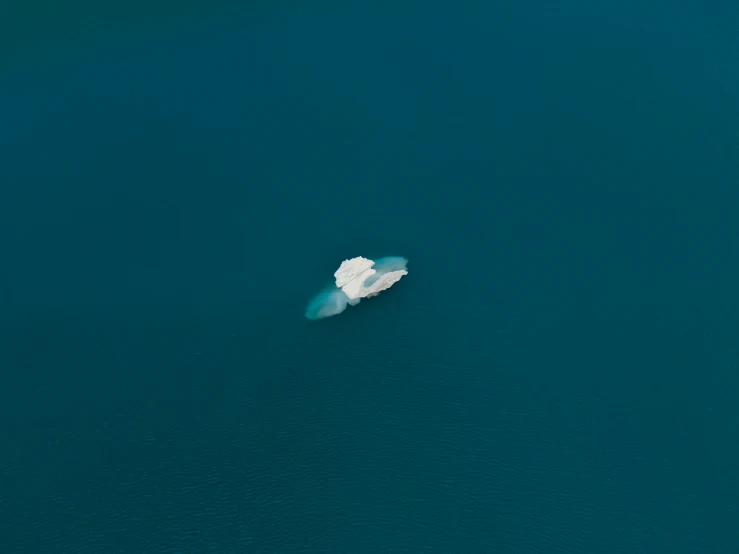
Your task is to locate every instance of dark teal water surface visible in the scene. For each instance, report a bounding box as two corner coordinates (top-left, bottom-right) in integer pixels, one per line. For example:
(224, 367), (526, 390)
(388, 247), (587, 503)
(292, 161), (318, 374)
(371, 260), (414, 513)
(2, 2), (738, 552)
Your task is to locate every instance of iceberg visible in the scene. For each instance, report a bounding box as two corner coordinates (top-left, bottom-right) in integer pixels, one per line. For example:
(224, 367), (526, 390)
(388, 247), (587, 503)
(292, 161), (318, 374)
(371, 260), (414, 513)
(305, 256), (408, 320)
(334, 256), (409, 300)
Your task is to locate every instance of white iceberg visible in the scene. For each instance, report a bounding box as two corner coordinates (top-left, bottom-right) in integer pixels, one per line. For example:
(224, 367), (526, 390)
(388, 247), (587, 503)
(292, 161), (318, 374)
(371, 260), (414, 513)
(334, 256), (409, 300)
(305, 256), (408, 320)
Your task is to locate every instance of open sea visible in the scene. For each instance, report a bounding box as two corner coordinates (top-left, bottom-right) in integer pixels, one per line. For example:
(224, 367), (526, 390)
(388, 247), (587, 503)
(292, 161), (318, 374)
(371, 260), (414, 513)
(1, 2), (738, 552)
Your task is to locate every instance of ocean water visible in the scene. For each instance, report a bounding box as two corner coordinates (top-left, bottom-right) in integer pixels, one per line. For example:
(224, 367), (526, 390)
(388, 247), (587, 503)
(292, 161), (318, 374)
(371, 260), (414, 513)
(1, 2), (738, 552)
